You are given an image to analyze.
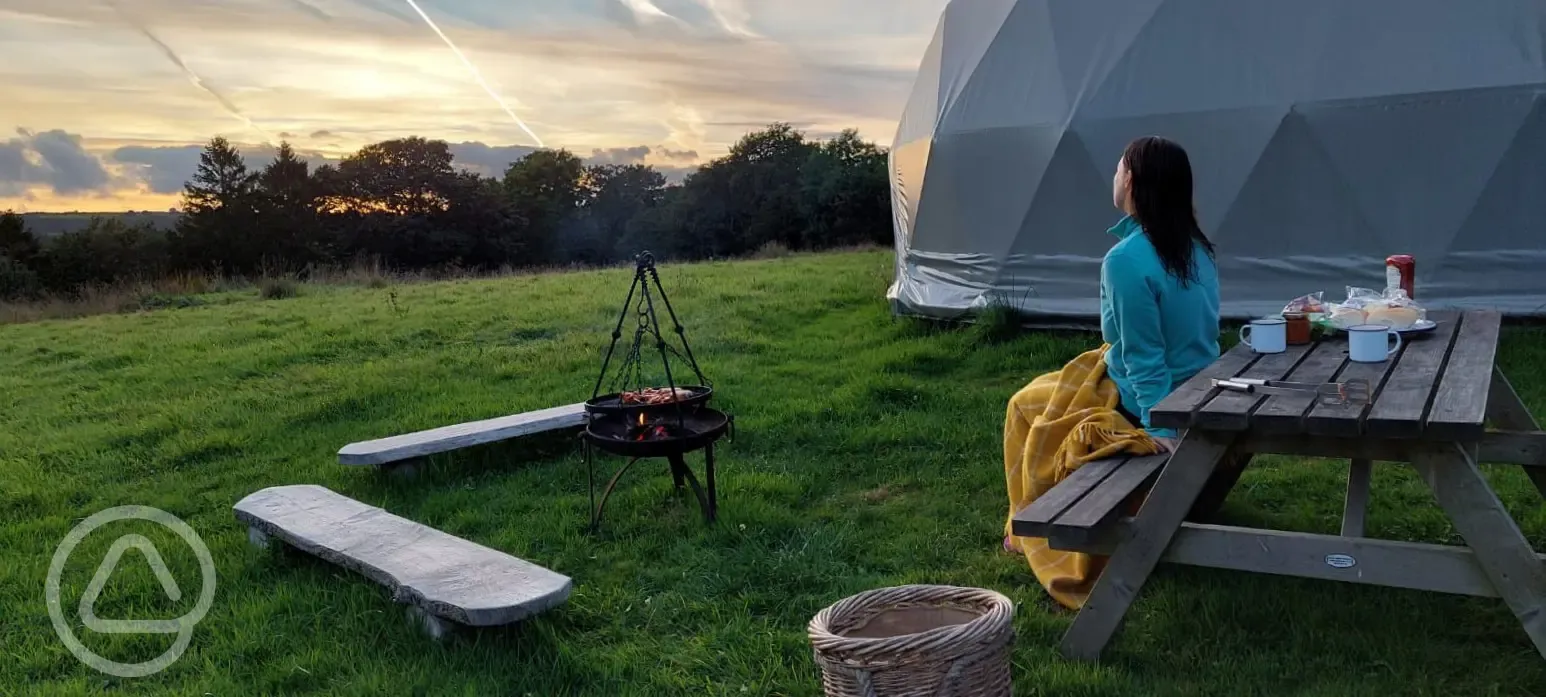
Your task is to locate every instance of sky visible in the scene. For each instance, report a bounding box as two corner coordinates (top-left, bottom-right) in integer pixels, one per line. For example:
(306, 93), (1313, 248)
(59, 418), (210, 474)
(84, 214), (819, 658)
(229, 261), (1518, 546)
(0, 0), (950, 212)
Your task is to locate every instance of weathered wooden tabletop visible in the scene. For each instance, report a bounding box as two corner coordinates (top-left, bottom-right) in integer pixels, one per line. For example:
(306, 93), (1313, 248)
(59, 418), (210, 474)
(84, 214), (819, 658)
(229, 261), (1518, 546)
(1150, 310), (1499, 441)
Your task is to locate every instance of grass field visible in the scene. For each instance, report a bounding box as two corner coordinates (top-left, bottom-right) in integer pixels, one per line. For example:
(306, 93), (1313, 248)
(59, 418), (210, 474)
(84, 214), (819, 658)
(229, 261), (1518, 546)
(5, 249), (1546, 695)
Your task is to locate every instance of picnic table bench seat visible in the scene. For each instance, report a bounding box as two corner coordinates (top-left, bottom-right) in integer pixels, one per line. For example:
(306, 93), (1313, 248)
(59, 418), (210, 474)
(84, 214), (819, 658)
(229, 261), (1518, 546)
(338, 403), (587, 468)
(1011, 454), (1169, 550)
(234, 485), (573, 639)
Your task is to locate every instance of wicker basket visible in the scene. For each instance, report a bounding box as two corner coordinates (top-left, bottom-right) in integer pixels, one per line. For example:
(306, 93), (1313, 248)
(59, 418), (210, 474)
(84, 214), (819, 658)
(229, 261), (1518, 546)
(808, 585), (1015, 697)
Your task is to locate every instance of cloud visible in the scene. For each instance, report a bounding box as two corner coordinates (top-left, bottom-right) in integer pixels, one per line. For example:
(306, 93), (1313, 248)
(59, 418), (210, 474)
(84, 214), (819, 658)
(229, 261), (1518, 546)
(658, 148), (699, 161)
(5, 124), (707, 203)
(606, 0), (689, 31)
(310, 130), (334, 139)
(448, 142), (542, 177)
(112, 142), (331, 194)
(3, 0), (937, 162)
(284, 0), (332, 22)
(588, 146), (653, 166)
(102, 0), (273, 142)
(0, 129), (114, 197)
(691, 0), (758, 38)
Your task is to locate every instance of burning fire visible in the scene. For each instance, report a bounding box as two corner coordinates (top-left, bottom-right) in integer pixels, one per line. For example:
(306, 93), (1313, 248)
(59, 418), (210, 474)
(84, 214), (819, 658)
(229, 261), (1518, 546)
(632, 412), (672, 442)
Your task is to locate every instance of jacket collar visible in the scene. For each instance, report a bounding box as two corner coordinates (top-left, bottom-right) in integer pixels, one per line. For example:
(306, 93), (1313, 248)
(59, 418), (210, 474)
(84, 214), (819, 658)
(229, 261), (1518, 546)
(1107, 214), (1142, 240)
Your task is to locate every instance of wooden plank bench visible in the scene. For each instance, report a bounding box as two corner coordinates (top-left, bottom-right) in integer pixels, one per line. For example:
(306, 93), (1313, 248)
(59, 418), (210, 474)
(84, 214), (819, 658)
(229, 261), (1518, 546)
(1011, 453), (1171, 550)
(234, 485), (573, 639)
(338, 403), (587, 473)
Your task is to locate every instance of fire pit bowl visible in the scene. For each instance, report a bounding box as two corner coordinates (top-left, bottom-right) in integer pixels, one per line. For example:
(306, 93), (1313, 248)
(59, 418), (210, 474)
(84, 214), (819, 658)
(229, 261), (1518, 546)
(584, 407), (730, 459)
(584, 385), (714, 417)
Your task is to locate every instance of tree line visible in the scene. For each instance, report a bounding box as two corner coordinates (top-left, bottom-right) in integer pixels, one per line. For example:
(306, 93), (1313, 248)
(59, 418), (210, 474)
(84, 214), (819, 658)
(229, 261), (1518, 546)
(0, 123), (890, 300)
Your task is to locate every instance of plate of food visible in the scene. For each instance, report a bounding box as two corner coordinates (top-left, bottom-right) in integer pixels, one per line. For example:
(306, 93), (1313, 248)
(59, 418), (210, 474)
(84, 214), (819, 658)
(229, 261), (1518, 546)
(1323, 287), (1435, 334)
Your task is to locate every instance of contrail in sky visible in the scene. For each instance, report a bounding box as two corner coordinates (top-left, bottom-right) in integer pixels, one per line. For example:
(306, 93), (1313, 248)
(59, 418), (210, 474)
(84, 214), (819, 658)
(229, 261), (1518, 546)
(103, 0), (272, 142)
(694, 0), (757, 37)
(619, 0), (686, 25)
(401, 0), (545, 147)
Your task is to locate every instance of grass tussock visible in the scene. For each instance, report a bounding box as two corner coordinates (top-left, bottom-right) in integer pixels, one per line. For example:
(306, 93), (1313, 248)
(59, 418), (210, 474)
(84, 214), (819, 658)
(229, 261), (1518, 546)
(258, 276), (300, 300)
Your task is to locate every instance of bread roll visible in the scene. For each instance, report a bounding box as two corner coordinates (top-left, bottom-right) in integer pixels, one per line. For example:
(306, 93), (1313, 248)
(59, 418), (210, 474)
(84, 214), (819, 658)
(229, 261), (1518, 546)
(1365, 304), (1420, 329)
(1328, 305), (1366, 328)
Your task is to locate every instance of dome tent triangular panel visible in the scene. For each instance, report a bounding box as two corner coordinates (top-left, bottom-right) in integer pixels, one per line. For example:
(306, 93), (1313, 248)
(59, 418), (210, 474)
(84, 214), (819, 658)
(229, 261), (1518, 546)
(890, 0), (1546, 320)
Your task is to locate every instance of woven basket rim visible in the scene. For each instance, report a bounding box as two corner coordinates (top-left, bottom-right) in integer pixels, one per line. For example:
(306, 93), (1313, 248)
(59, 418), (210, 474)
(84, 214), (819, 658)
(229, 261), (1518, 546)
(807, 584), (1014, 662)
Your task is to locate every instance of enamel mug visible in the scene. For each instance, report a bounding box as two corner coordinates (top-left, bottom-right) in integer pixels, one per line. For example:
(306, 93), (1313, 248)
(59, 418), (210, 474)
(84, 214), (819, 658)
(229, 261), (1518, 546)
(1348, 324), (1402, 363)
(1239, 318), (1287, 354)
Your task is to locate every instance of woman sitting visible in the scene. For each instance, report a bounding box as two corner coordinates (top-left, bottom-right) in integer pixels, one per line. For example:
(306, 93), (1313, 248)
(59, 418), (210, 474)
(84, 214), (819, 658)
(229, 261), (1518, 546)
(1003, 136), (1242, 609)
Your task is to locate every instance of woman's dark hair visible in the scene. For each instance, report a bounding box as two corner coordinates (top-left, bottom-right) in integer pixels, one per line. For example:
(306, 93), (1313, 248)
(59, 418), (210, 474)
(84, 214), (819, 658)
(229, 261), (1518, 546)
(1122, 136), (1216, 285)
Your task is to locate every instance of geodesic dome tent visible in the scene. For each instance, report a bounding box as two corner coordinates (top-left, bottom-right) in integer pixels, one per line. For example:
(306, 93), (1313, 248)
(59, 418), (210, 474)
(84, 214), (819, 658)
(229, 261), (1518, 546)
(888, 0), (1546, 320)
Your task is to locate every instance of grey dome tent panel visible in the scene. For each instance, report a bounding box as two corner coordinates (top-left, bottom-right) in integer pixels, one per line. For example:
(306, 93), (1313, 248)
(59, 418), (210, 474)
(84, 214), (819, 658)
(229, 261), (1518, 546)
(889, 0), (1546, 320)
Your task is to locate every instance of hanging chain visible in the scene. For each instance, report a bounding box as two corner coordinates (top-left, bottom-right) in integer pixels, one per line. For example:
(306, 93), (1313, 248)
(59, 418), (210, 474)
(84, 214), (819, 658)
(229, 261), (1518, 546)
(593, 251), (708, 397)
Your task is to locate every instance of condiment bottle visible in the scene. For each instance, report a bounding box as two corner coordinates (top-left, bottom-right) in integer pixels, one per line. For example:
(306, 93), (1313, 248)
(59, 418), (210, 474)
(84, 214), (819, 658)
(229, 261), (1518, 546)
(1283, 312), (1312, 345)
(1386, 255), (1415, 299)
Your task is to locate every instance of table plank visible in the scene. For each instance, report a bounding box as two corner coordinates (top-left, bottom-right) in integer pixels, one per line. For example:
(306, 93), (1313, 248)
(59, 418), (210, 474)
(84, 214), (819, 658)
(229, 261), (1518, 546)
(1194, 343), (1312, 431)
(1425, 310), (1503, 441)
(1306, 336), (1409, 438)
(1149, 345), (1258, 430)
(1365, 311), (1462, 438)
(1252, 341), (1348, 435)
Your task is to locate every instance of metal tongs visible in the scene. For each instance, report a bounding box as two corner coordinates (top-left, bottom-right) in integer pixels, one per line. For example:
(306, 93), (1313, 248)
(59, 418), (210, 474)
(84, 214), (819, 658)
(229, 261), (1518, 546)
(1210, 377), (1372, 405)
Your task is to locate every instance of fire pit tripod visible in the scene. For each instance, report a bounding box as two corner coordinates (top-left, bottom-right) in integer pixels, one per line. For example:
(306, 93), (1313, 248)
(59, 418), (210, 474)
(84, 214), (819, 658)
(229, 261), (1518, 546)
(583, 252), (731, 530)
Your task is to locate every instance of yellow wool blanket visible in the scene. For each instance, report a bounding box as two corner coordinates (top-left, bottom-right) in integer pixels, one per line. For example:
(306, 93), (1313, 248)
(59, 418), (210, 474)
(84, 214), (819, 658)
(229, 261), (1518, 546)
(1003, 345), (1159, 609)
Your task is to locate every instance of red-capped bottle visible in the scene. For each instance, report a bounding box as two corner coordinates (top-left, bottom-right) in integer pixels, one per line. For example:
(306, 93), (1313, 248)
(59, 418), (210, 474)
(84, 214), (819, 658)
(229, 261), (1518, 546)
(1386, 255), (1415, 299)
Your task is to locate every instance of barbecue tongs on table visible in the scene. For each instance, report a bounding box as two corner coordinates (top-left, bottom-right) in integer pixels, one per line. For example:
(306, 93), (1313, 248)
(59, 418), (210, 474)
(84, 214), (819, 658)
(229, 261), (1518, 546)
(1210, 377), (1372, 405)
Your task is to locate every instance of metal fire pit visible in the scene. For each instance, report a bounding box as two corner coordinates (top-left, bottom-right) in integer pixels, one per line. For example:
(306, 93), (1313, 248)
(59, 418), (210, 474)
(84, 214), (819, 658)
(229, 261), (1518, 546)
(583, 252), (731, 530)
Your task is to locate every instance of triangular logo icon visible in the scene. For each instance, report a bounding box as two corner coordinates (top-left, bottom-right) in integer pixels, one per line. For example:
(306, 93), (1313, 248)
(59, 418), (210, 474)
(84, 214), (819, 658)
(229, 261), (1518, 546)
(78, 534), (184, 634)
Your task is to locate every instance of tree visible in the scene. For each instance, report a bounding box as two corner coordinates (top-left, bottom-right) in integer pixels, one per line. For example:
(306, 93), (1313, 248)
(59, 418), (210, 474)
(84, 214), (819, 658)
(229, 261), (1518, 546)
(333, 137), (459, 216)
(0, 255), (39, 301)
(799, 129), (890, 249)
(181, 137), (258, 213)
(503, 149), (585, 264)
(36, 217), (167, 294)
(573, 164), (667, 263)
(171, 137), (260, 273)
(0, 210), (40, 264)
(256, 142), (326, 267)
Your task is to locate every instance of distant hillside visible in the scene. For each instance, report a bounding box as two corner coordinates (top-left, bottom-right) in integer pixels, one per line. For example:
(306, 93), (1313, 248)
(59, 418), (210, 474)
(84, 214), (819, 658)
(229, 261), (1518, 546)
(22, 212), (181, 238)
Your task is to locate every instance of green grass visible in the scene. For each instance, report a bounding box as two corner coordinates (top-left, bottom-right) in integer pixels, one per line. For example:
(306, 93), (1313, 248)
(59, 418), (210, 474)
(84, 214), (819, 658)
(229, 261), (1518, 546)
(4, 249), (1546, 695)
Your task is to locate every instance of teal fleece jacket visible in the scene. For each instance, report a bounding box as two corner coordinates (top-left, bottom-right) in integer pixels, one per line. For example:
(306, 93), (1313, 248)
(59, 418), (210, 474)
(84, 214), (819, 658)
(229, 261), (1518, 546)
(1099, 215), (1221, 439)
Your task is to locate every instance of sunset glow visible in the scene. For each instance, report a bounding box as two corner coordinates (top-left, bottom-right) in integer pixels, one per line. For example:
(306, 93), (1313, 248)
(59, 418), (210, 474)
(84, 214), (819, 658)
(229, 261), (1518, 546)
(1, 0), (949, 211)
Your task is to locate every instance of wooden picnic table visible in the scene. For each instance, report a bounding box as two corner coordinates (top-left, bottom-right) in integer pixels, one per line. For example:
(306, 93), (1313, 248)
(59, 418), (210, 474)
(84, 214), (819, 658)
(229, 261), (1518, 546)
(1050, 309), (1546, 661)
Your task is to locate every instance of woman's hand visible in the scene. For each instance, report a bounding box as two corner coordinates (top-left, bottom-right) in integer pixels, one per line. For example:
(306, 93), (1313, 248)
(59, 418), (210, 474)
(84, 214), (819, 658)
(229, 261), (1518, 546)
(1152, 436), (1177, 453)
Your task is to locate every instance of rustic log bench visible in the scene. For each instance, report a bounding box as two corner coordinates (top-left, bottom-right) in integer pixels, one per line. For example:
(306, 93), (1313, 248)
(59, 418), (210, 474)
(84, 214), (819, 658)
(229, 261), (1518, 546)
(338, 403), (586, 475)
(1011, 454), (1171, 549)
(234, 485), (573, 639)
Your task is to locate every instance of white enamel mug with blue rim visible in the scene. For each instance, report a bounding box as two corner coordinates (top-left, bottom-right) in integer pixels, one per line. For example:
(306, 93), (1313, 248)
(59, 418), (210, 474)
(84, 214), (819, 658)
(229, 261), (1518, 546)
(1348, 324), (1402, 363)
(1239, 318), (1287, 354)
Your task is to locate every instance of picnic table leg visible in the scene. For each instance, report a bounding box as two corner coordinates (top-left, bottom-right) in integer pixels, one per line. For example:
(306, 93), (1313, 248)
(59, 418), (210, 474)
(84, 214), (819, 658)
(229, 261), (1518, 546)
(1412, 443), (1546, 658)
(1059, 430), (1236, 661)
(1340, 459), (1372, 537)
(1488, 368), (1546, 499)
